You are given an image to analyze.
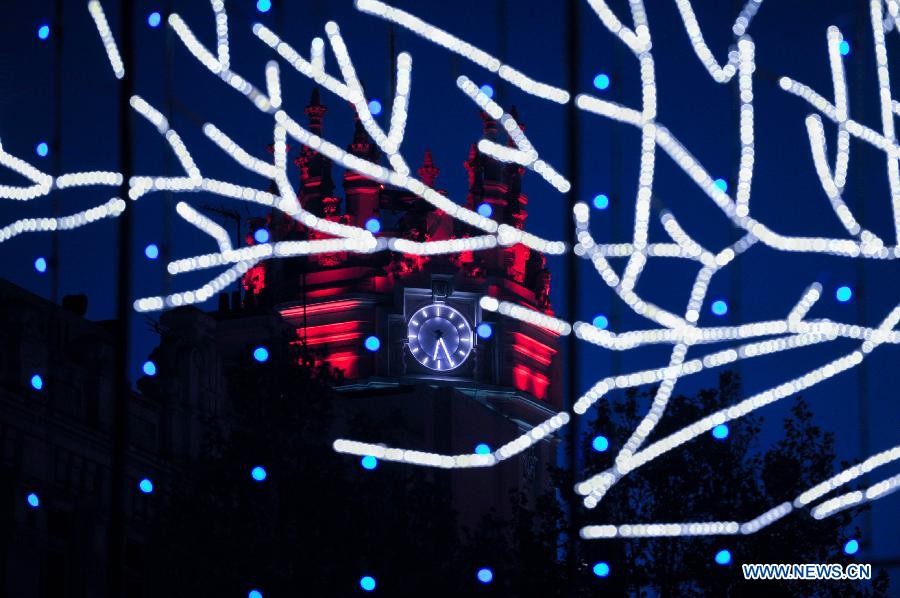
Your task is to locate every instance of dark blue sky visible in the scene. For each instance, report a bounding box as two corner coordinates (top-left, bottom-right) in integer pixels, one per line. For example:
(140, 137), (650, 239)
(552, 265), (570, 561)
(0, 0), (897, 568)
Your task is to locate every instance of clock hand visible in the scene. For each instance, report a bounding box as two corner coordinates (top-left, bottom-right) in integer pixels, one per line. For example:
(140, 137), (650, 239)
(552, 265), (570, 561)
(438, 337), (452, 361)
(432, 340), (441, 360)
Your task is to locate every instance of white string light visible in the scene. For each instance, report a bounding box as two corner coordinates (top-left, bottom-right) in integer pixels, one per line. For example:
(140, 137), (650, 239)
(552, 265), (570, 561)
(87, 0), (124, 80)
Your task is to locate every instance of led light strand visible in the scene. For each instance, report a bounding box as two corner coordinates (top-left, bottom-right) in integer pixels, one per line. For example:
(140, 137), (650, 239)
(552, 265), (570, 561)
(811, 472), (900, 520)
(795, 444), (900, 507)
(354, 0), (569, 104)
(0, 198), (125, 243)
(175, 202), (232, 252)
(87, 0), (125, 79)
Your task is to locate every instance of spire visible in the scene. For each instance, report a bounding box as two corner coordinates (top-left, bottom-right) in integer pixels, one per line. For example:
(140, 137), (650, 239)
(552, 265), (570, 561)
(480, 110), (498, 140)
(305, 87), (327, 135)
(417, 149), (440, 187)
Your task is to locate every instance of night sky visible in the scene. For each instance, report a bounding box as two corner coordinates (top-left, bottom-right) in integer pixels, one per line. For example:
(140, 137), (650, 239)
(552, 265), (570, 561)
(0, 0), (898, 570)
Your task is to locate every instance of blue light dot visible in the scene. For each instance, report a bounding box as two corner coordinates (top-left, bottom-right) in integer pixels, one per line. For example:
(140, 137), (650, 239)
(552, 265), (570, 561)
(34, 257), (47, 273)
(38, 25), (50, 40)
(360, 576), (376, 591)
(254, 228), (270, 244)
(476, 202), (493, 218)
(844, 539), (859, 555)
(256, 0), (272, 13)
(253, 346), (269, 363)
(711, 300), (728, 316)
(592, 194), (610, 210)
(148, 12), (162, 28)
(367, 99), (382, 116)
(836, 286), (852, 302)
(36, 142), (49, 157)
(26, 493), (40, 508)
(479, 84), (494, 99)
(474, 443), (491, 455)
(592, 435), (609, 452)
(30, 374), (43, 391)
(364, 217), (382, 233)
(476, 322), (493, 339)
(248, 590), (263, 598)
(364, 336), (381, 352)
(477, 568), (493, 584)
(144, 244), (159, 260)
(714, 178), (728, 192)
(839, 40), (850, 56)
(138, 478), (154, 494)
(592, 314), (609, 329)
(592, 562), (610, 577)
(142, 360), (157, 377)
(361, 456), (378, 470)
(251, 466), (267, 482)
(715, 549), (732, 565)
(712, 424), (729, 440)
(593, 73), (610, 90)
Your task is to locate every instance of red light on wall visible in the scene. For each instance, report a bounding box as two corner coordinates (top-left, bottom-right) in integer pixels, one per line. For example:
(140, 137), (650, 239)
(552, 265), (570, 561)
(512, 364), (550, 400)
(510, 332), (556, 366)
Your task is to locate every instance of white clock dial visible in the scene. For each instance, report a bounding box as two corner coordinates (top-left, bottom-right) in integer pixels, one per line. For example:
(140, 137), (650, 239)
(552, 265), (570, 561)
(407, 304), (473, 371)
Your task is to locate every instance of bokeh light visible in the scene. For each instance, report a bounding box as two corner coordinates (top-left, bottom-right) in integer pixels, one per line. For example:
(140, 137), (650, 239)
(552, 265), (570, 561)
(144, 244), (159, 260)
(477, 568), (493, 583)
(476, 322), (493, 339)
(844, 539), (859, 555)
(715, 549), (732, 565)
(593, 194), (610, 210)
(474, 443), (491, 455)
(476, 202), (493, 217)
(592, 562), (610, 577)
(138, 478), (154, 494)
(34, 257), (47, 273)
(592, 435), (609, 452)
(479, 84), (494, 98)
(712, 424), (729, 440)
(367, 99), (382, 116)
(30, 374), (43, 391)
(359, 576), (376, 591)
(26, 493), (40, 508)
(256, 0), (272, 13)
(364, 336), (381, 352)
(711, 300), (728, 316)
(365, 217), (381, 233)
(142, 360), (157, 376)
(361, 456), (378, 470)
(251, 466), (267, 482)
(253, 346), (269, 362)
(592, 314), (609, 329)
(148, 12), (162, 28)
(254, 228), (270, 243)
(836, 286), (852, 302)
(36, 142), (49, 157)
(38, 25), (50, 40)
(593, 73), (610, 90)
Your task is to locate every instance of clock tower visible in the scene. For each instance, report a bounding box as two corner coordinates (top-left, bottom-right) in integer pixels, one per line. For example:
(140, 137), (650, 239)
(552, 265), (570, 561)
(243, 90), (562, 523)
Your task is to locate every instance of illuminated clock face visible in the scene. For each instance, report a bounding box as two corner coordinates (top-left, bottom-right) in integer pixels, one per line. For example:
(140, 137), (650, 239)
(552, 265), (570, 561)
(407, 304), (473, 371)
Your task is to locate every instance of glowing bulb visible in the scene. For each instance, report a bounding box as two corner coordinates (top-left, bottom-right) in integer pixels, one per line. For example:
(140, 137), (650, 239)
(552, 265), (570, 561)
(364, 336), (381, 352)
(147, 12), (161, 28)
(476, 322), (493, 339)
(248, 591), (262, 598)
(476, 202), (493, 217)
(839, 40), (850, 56)
(592, 562), (610, 577)
(592, 435), (609, 452)
(254, 228), (270, 243)
(711, 300), (728, 316)
(715, 549), (732, 565)
(37, 25), (50, 40)
(477, 568), (493, 583)
(138, 478), (154, 494)
(836, 286), (852, 302)
(712, 424), (729, 440)
(592, 314), (609, 329)
(479, 84), (494, 98)
(593, 73), (610, 90)
(367, 99), (382, 116)
(360, 576), (376, 591)
(253, 347), (269, 362)
(256, 0), (272, 13)
(361, 456), (378, 470)
(30, 374), (43, 391)
(34, 257), (47, 273)
(26, 493), (40, 508)
(251, 466), (267, 481)
(714, 178), (728, 192)
(475, 443), (491, 455)
(142, 360), (157, 376)
(36, 142), (49, 157)
(844, 539), (859, 555)
(364, 218), (381, 233)
(144, 244), (159, 260)
(593, 194), (610, 210)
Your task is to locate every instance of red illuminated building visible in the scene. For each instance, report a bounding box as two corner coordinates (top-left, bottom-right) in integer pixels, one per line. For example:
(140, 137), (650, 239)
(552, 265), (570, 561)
(230, 89), (563, 524)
